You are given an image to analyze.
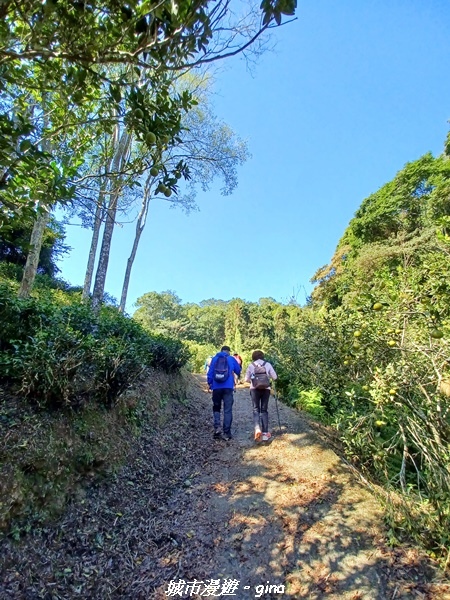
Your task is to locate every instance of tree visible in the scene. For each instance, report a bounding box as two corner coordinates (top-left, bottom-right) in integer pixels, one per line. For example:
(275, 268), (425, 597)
(184, 300), (227, 347)
(224, 299), (249, 352)
(133, 290), (187, 337)
(1, 0), (296, 299)
(81, 172), (110, 302)
(86, 74), (197, 308)
(91, 127), (132, 309)
(1, 0), (295, 72)
(0, 214), (67, 278)
(118, 97), (249, 312)
(1, 0), (296, 216)
(278, 140), (450, 561)
(2, 65), (107, 297)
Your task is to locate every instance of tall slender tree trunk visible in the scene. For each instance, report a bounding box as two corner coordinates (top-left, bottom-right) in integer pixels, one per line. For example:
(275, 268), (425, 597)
(91, 129), (131, 310)
(82, 185), (106, 301)
(82, 127), (119, 301)
(18, 108), (51, 299)
(119, 173), (153, 312)
(18, 209), (50, 298)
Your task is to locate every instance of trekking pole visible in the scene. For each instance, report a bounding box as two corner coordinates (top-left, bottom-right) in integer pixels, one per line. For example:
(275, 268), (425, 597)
(273, 385), (282, 435)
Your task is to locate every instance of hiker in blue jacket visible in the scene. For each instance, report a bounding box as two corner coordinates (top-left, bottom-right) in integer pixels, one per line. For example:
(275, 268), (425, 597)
(207, 345), (241, 440)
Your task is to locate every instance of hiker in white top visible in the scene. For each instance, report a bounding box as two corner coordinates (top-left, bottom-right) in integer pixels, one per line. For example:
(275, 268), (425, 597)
(244, 350), (277, 442)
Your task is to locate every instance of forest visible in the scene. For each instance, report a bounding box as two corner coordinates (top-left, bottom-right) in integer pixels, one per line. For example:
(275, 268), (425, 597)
(1, 0), (449, 577)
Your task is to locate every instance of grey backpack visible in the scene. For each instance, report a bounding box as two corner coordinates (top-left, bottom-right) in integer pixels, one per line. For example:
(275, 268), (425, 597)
(252, 361), (270, 389)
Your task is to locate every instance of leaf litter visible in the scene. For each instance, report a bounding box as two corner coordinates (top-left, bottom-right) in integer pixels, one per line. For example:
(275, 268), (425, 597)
(1, 375), (449, 599)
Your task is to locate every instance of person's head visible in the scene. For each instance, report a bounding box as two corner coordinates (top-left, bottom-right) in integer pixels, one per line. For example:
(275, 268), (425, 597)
(252, 350), (264, 361)
(233, 353), (239, 357)
(221, 345), (231, 354)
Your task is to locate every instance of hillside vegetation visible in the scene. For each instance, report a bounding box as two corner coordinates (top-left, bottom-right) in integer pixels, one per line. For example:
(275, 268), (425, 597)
(6, 0), (450, 584)
(135, 140), (450, 568)
(0, 270), (189, 534)
(1, 138), (449, 571)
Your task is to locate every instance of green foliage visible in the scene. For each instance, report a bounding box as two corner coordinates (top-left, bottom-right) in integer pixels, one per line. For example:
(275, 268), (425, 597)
(0, 284), (188, 409)
(0, 214), (68, 277)
(185, 300), (228, 346)
(133, 292), (305, 368)
(184, 340), (216, 372)
(282, 147), (450, 566)
(0, 262), (23, 283)
(1, 0), (296, 220)
(285, 386), (325, 419)
(1, 0), (295, 72)
(134, 290), (187, 338)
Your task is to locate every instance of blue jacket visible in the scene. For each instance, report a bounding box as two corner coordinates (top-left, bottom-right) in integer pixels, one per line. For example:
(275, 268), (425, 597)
(207, 352), (241, 390)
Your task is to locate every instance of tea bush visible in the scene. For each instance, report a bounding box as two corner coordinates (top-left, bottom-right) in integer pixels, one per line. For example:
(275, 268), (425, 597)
(0, 284), (189, 409)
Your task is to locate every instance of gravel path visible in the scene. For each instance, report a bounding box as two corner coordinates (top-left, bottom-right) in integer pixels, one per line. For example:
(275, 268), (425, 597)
(1, 376), (449, 599)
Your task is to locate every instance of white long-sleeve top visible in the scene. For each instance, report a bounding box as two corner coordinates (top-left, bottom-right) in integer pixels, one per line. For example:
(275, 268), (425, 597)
(245, 359), (277, 389)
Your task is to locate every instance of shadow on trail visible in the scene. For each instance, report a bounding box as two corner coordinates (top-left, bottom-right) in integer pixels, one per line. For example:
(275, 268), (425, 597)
(139, 378), (440, 600)
(1, 377), (439, 600)
(205, 429), (390, 599)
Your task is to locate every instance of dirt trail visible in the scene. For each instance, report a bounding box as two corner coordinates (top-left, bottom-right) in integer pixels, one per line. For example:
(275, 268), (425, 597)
(1, 376), (449, 599)
(169, 379), (446, 600)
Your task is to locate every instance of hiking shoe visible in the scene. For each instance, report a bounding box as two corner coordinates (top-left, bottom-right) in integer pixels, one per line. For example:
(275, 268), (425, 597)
(223, 433), (232, 441)
(213, 429), (222, 439)
(254, 431), (262, 442)
(261, 432), (272, 442)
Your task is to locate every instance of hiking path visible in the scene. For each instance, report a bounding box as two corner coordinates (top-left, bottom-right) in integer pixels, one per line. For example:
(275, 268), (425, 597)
(1, 375), (449, 599)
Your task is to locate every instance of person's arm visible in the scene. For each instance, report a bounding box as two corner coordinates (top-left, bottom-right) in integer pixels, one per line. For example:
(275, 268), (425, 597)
(207, 357), (215, 388)
(244, 364), (253, 383)
(267, 362), (278, 381)
(231, 357), (241, 376)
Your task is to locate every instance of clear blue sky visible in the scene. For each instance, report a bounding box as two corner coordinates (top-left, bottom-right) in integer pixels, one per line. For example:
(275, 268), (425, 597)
(58, 0), (450, 312)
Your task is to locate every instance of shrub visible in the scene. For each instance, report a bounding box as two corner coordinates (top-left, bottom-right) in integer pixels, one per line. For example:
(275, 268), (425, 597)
(0, 285), (189, 409)
(272, 241), (450, 566)
(287, 386), (326, 419)
(183, 341), (215, 373)
(0, 262), (23, 283)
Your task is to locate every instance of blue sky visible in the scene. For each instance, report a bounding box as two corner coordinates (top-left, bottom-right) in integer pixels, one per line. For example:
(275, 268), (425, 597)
(58, 0), (450, 312)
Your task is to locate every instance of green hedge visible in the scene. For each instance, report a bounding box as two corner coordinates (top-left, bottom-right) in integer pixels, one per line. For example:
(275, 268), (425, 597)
(0, 283), (189, 409)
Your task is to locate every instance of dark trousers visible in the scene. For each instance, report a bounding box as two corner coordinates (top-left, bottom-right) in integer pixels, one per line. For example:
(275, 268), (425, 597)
(250, 388), (270, 433)
(212, 388), (234, 435)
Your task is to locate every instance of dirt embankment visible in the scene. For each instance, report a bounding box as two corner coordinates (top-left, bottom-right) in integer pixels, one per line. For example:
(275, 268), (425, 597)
(1, 376), (449, 599)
